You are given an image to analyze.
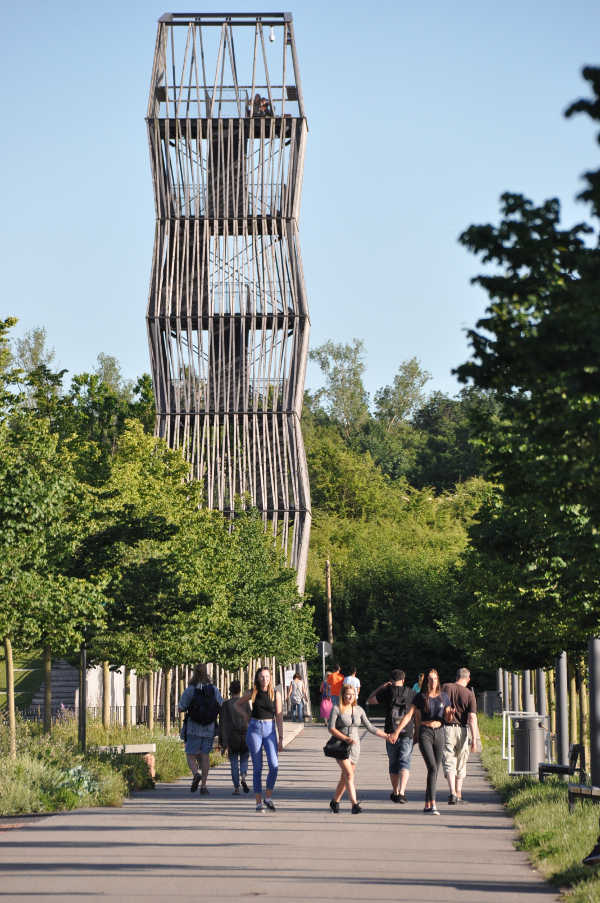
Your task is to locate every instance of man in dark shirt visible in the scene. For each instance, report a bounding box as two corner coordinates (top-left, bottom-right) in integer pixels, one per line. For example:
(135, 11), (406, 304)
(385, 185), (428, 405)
(367, 669), (415, 803)
(442, 667), (480, 804)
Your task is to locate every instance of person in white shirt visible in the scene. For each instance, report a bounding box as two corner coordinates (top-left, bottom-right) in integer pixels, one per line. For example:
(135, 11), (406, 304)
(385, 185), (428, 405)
(342, 666), (360, 698)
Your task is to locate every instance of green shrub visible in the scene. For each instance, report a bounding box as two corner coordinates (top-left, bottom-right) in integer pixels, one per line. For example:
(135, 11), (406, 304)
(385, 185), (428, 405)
(0, 752), (127, 815)
(0, 714), (222, 816)
(91, 751), (154, 792)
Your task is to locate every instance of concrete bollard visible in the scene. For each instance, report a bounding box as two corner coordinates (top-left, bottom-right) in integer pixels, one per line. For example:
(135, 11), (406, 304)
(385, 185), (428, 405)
(555, 652), (569, 768)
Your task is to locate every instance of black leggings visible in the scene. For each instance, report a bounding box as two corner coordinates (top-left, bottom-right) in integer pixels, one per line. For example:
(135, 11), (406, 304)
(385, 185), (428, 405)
(418, 725), (444, 804)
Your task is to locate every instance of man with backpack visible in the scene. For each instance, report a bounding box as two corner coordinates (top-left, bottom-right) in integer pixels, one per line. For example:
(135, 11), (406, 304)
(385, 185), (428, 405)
(367, 669), (415, 803)
(219, 680), (251, 794)
(178, 664), (223, 794)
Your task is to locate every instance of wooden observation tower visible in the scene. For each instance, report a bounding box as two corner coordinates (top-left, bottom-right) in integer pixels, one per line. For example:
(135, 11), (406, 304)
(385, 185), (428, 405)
(146, 12), (311, 590)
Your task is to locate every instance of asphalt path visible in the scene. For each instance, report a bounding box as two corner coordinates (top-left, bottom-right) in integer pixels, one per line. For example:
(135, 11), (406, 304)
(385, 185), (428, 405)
(0, 722), (558, 902)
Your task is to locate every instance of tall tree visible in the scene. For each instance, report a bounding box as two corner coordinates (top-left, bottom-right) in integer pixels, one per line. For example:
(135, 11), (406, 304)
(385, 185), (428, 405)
(374, 357), (431, 426)
(0, 413), (107, 736)
(309, 339), (370, 437)
(0, 317), (22, 416)
(409, 388), (496, 490)
(451, 68), (600, 666)
(13, 326), (55, 374)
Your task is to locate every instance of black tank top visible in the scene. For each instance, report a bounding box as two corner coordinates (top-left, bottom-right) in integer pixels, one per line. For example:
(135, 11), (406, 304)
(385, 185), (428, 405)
(252, 689), (275, 719)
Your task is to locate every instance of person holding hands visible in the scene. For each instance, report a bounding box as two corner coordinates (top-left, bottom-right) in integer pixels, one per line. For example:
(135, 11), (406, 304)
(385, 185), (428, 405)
(327, 683), (389, 814)
(389, 667), (451, 815)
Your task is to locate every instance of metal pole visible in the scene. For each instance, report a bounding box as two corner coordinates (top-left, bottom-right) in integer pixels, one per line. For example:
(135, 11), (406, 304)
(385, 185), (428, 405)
(325, 558), (333, 645)
(588, 637), (600, 787)
(79, 643), (87, 754)
(555, 651), (569, 768)
(503, 670), (509, 711)
(511, 672), (520, 711)
(496, 668), (503, 707)
(535, 668), (547, 717)
(523, 670), (535, 712)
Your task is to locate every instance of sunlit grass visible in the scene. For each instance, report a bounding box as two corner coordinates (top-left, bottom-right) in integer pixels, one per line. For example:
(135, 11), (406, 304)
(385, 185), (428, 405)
(480, 714), (600, 901)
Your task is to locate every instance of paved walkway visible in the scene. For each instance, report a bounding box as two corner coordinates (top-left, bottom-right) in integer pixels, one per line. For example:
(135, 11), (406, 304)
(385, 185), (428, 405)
(0, 724), (557, 902)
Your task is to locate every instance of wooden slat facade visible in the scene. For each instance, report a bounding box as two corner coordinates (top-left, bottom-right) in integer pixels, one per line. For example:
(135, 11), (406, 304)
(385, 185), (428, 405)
(146, 12), (311, 590)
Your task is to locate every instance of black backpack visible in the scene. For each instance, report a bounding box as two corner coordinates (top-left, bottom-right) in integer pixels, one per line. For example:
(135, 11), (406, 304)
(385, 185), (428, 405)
(390, 686), (412, 732)
(188, 684), (220, 726)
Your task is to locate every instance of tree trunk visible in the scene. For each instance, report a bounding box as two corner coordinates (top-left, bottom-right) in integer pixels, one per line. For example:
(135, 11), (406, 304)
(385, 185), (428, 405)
(569, 660), (578, 746)
(4, 637), (16, 759)
(155, 670), (162, 727)
(547, 668), (556, 758)
(148, 672), (155, 731)
(102, 661), (110, 729)
(164, 668), (172, 736)
(578, 658), (590, 774)
(43, 646), (52, 734)
(178, 667), (185, 728)
(124, 666), (131, 728)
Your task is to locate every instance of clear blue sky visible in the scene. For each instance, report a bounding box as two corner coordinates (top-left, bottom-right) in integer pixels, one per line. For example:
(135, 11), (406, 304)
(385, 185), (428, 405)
(2, 0), (599, 400)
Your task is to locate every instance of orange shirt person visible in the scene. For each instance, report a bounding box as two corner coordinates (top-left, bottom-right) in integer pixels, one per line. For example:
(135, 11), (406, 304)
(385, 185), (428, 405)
(327, 665), (345, 705)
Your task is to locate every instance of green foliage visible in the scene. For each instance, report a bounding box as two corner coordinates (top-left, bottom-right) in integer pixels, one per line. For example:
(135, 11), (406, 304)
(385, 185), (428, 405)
(68, 420), (315, 673)
(409, 388), (496, 490)
(93, 751), (154, 792)
(0, 317), (22, 415)
(309, 339), (370, 437)
(374, 357), (431, 424)
(13, 326), (55, 374)
(305, 376), (493, 685)
(451, 70), (600, 667)
(0, 715), (127, 814)
(0, 413), (108, 659)
(0, 713), (208, 815)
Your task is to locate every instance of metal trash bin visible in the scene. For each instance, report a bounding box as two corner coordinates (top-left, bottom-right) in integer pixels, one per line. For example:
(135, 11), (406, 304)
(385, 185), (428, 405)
(513, 716), (546, 774)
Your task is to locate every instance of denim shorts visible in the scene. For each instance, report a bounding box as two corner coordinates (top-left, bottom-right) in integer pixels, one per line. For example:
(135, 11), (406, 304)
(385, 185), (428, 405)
(386, 734), (413, 773)
(185, 733), (215, 755)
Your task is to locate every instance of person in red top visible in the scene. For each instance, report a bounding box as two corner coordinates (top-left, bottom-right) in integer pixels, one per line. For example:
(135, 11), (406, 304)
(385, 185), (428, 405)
(327, 664), (344, 706)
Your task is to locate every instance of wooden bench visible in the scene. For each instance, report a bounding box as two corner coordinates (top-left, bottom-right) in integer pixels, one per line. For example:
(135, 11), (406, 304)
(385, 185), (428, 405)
(568, 783), (600, 813)
(89, 743), (157, 778)
(538, 743), (587, 785)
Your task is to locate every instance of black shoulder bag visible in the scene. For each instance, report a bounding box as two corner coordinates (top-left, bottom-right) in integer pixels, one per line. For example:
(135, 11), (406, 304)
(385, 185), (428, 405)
(323, 716), (351, 759)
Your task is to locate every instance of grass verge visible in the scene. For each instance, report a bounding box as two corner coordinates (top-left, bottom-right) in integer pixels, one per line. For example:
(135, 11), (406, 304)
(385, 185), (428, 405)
(479, 714), (600, 902)
(0, 713), (224, 816)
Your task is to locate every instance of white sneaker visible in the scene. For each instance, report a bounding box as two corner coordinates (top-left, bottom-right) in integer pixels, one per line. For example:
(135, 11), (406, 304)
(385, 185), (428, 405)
(256, 802), (265, 814)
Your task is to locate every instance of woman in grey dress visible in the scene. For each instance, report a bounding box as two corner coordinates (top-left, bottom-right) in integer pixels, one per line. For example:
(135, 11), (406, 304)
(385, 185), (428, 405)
(327, 684), (389, 814)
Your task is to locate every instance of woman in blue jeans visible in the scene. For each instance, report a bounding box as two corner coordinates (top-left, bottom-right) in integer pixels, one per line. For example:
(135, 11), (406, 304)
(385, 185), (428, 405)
(236, 667), (283, 813)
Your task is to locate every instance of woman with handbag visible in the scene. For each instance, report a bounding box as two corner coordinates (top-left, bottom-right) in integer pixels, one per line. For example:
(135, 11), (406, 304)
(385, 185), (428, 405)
(326, 684), (389, 814)
(389, 667), (452, 815)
